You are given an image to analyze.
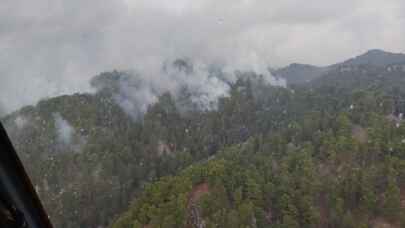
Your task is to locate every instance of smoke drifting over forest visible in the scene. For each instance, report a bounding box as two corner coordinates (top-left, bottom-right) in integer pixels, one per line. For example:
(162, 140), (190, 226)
(53, 113), (75, 145)
(1, 0), (405, 114)
(91, 59), (286, 118)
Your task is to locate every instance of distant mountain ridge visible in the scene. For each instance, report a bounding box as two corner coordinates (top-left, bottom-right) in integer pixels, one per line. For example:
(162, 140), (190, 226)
(274, 49), (405, 85)
(339, 49), (405, 67)
(272, 63), (327, 85)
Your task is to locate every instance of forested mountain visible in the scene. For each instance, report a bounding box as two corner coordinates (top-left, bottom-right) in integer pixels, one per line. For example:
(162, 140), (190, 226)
(276, 49), (405, 85)
(310, 63), (405, 94)
(2, 51), (405, 228)
(1, 67), (294, 227)
(112, 63), (405, 228)
(114, 111), (405, 228)
(272, 64), (327, 85)
(339, 49), (405, 67)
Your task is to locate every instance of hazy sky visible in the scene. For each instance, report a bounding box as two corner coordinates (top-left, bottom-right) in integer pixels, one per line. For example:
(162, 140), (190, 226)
(1, 0), (405, 113)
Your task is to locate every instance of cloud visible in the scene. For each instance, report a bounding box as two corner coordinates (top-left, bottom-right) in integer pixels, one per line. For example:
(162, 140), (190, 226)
(1, 0), (405, 113)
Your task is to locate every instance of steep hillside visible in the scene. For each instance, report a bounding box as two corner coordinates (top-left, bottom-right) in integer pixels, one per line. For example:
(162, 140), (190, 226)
(2, 52), (405, 228)
(2, 70), (297, 228)
(113, 106), (405, 228)
(111, 53), (405, 227)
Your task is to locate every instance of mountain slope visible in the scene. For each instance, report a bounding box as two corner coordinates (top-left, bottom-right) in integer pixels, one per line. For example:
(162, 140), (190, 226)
(272, 63), (327, 85)
(2, 70), (298, 228)
(112, 97), (405, 228)
(2, 52), (405, 228)
(111, 51), (405, 228)
(339, 49), (405, 67)
(309, 62), (405, 96)
(276, 49), (405, 85)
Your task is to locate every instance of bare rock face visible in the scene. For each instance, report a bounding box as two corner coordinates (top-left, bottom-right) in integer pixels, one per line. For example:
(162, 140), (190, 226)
(186, 183), (209, 228)
(189, 207), (205, 228)
(156, 140), (175, 156)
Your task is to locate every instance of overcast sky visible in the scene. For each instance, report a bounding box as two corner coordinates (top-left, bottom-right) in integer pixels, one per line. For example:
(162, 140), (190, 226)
(1, 0), (405, 113)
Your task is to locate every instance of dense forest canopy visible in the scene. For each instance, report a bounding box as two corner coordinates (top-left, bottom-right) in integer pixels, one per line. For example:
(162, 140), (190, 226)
(2, 50), (405, 228)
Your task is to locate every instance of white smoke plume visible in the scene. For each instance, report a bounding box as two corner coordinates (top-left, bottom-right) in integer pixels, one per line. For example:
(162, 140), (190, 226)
(14, 115), (28, 129)
(53, 113), (75, 145)
(92, 58), (284, 119)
